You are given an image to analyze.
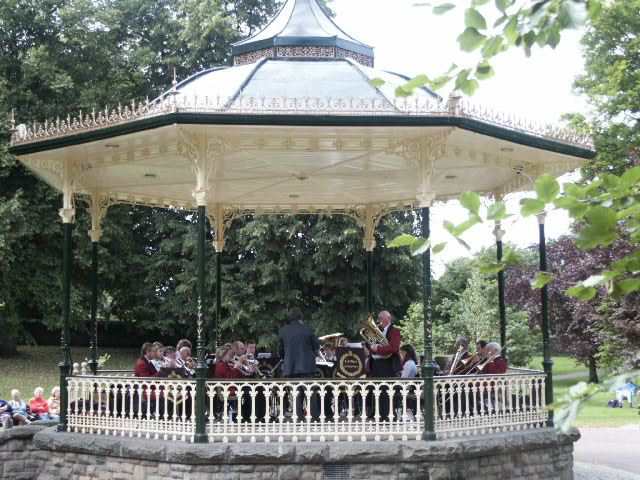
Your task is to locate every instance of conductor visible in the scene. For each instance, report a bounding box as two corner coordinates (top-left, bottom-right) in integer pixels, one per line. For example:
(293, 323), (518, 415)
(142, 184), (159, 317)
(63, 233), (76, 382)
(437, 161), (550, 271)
(278, 308), (320, 378)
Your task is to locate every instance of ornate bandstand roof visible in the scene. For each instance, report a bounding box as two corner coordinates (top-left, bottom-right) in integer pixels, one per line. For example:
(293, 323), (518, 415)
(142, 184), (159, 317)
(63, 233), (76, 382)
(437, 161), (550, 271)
(9, 0), (595, 227)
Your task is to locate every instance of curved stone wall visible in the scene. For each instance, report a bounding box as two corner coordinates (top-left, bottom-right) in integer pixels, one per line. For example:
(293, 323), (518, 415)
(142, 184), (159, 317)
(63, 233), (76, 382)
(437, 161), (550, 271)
(1, 425), (578, 480)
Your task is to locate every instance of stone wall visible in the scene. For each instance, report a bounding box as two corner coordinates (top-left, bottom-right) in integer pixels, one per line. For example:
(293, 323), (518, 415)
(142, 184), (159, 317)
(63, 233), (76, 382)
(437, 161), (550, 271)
(0, 425), (578, 480)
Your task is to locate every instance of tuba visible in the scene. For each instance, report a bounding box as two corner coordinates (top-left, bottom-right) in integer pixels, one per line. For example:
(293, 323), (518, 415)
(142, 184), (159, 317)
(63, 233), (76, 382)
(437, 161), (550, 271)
(360, 315), (389, 357)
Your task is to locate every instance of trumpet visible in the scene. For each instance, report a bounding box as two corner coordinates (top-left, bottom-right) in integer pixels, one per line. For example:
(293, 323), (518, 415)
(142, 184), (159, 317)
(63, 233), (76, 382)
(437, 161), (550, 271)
(231, 355), (259, 377)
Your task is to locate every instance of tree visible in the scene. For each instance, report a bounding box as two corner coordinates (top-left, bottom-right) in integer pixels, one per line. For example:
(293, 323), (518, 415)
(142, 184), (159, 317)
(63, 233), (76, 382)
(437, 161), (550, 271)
(505, 236), (637, 382)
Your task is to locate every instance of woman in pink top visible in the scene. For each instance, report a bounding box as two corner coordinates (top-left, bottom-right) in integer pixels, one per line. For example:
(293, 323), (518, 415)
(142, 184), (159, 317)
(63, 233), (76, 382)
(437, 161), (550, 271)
(29, 387), (50, 420)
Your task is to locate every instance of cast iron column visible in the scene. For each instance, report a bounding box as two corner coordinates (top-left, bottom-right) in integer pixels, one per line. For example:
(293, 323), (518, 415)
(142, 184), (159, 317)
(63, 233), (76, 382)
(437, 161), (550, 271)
(421, 207), (436, 441)
(58, 208), (74, 432)
(215, 249), (221, 349)
(538, 212), (554, 426)
(366, 250), (374, 314)
(494, 222), (507, 357)
(88, 241), (99, 375)
(194, 205), (208, 443)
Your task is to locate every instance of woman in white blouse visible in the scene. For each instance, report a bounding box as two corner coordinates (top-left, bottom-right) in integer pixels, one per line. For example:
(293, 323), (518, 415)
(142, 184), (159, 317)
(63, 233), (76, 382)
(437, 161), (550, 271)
(399, 344), (418, 378)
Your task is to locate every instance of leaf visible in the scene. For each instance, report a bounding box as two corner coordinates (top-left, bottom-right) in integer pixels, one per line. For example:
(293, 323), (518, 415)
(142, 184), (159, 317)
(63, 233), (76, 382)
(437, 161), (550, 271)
(535, 174), (560, 203)
(554, 196), (588, 219)
(455, 216), (482, 236)
(395, 85), (412, 98)
(369, 78), (385, 88)
(621, 166), (640, 187)
(495, 0), (513, 13)
(465, 8), (487, 30)
(410, 237), (431, 256)
(460, 191), (481, 215)
(616, 278), (640, 295)
(566, 285), (597, 301)
(575, 206), (618, 250)
(531, 271), (554, 289)
(433, 3), (456, 14)
(388, 234), (419, 248)
(503, 15), (519, 44)
(481, 36), (504, 58)
(520, 198), (545, 217)
(587, 0), (602, 19)
(487, 201), (508, 221)
(502, 247), (522, 266)
(430, 75), (453, 90)
(478, 261), (506, 274)
(404, 74), (430, 91)
(472, 0), (491, 5)
(457, 27), (487, 52)
(475, 61), (494, 80)
(432, 242), (447, 254)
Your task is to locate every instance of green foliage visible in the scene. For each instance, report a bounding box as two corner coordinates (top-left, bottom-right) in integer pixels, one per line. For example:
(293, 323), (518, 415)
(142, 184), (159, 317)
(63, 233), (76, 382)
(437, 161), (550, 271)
(411, 0), (601, 95)
(399, 267), (538, 367)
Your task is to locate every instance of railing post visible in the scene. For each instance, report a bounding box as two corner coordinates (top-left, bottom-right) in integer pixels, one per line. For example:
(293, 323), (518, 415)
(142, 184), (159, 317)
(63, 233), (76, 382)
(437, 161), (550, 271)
(58, 206), (75, 432)
(421, 206), (436, 440)
(537, 213), (553, 427)
(194, 204), (209, 443)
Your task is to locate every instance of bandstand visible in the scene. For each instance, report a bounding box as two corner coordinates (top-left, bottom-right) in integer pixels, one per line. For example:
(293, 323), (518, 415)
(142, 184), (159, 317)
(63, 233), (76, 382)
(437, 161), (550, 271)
(6, 0), (594, 478)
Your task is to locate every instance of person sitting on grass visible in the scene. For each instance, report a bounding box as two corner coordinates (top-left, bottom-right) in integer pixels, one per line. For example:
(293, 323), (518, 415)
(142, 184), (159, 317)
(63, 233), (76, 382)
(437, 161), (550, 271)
(9, 389), (30, 425)
(48, 387), (61, 421)
(29, 387), (50, 420)
(0, 396), (13, 429)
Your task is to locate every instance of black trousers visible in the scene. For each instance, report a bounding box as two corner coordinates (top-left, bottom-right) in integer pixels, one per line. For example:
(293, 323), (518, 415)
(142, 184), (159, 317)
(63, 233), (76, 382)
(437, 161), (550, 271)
(289, 373), (321, 420)
(368, 357), (398, 420)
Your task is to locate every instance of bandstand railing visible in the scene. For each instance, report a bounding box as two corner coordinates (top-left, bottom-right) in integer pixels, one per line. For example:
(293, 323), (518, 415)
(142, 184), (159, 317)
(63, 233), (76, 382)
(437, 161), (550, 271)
(66, 370), (546, 443)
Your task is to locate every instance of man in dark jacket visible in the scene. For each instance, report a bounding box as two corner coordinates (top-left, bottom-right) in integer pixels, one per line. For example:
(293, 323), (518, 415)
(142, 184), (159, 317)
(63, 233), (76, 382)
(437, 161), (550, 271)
(278, 308), (320, 420)
(278, 308), (320, 378)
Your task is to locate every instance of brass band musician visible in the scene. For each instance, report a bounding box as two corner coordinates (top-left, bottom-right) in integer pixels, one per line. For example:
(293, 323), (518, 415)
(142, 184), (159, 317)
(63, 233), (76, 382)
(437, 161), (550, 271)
(368, 311), (402, 378)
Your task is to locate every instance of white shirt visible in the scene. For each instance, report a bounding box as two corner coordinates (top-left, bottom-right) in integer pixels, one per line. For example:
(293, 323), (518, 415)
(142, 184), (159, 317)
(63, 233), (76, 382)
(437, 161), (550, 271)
(401, 359), (418, 378)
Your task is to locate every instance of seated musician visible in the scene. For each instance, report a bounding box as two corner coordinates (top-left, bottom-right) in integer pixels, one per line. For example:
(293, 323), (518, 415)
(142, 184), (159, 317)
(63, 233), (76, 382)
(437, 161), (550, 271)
(214, 345), (245, 379)
(134, 342), (160, 377)
(177, 346), (195, 376)
(480, 342), (508, 374)
(445, 336), (471, 374)
(475, 340), (488, 360)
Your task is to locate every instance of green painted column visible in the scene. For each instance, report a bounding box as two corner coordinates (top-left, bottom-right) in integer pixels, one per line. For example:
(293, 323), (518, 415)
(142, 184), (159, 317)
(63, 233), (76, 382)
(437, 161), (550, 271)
(88, 241), (99, 375)
(366, 250), (374, 314)
(58, 219), (74, 432)
(421, 207), (436, 441)
(538, 213), (554, 427)
(494, 222), (507, 357)
(194, 205), (209, 443)
(215, 250), (221, 349)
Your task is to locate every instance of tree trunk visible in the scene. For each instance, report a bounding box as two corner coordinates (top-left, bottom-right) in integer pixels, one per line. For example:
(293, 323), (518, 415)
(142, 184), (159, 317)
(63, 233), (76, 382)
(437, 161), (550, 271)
(588, 355), (599, 384)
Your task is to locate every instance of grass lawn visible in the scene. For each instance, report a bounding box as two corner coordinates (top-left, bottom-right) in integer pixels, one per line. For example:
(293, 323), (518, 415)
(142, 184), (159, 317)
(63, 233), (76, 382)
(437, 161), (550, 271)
(0, 345), (137, 400)
(528, 355), (639, 427)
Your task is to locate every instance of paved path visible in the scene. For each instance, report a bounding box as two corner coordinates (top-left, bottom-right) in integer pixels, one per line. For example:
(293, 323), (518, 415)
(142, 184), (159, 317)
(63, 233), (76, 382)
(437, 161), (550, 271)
(575, 463), (640, 480)
(575, 426), (640, 477)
